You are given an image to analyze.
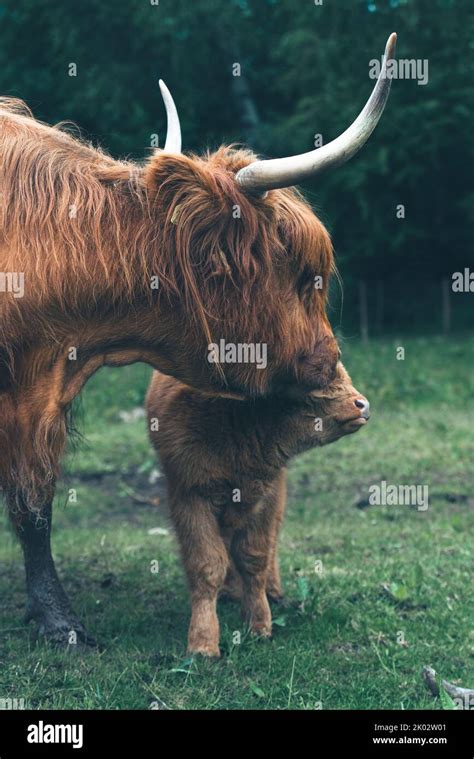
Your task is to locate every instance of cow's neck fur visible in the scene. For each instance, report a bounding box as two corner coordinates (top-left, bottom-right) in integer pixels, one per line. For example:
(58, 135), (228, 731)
(0, 101), (179, 504)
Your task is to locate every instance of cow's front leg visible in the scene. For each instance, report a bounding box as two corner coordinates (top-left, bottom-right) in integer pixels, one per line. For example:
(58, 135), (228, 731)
(10, 493), (95, 648)
(170, 495), (229, 657)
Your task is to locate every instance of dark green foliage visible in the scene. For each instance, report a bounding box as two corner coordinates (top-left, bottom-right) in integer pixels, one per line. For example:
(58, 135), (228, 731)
(0, 0), (471, 331)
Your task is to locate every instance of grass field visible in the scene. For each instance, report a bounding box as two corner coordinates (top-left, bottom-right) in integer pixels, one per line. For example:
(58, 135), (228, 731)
(0, 336), (472, 710)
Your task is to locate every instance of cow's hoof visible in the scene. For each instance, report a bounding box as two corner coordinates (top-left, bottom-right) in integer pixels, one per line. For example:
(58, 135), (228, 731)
(25, 612), (97, 649)
(36, 624), (97, 650)
(24, 593), (97, 650)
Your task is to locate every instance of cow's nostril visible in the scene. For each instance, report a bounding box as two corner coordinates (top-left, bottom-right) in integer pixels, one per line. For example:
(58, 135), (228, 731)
(355, 398), (370, 418)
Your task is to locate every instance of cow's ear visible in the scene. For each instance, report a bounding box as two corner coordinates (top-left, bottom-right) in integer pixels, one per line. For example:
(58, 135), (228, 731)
(143, 152), (204, 201)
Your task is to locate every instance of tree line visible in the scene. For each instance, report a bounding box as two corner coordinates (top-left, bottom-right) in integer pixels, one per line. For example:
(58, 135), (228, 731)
(0, 0), (471, 334)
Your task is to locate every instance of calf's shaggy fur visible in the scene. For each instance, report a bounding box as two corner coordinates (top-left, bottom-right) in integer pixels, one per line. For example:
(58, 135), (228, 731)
(147, 362), (369, 656)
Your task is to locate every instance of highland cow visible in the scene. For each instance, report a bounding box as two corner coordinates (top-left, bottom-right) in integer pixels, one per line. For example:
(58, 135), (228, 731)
(0, 34), (394, 644)
(147, 362), (370, 656)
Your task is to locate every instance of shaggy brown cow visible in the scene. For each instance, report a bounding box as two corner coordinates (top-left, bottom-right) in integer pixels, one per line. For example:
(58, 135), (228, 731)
(0, 34), (394, 645)
(147, 362), (370, 656)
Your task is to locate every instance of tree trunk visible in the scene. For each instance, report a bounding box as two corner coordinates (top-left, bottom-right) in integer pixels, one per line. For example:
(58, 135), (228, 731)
(359, 280), (369, 343)
(230, 71), (260, 146)
(215, 25), (261, 147)
(442, 278), (451, 336)
(375, 280), (384, 336)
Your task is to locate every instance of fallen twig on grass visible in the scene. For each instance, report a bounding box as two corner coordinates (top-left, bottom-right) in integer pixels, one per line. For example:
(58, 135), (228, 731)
(129, 492), (161, 507)
(422, 665), (474, 709)
(119, 480), (160, 507)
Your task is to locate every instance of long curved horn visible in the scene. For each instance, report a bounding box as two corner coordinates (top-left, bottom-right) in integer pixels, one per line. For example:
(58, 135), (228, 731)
(235, 33), (397, 194)
(159, 79), (182, 153)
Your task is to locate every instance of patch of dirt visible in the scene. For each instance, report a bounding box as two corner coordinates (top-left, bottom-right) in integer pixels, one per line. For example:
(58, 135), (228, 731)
(59, 469), (170, 526)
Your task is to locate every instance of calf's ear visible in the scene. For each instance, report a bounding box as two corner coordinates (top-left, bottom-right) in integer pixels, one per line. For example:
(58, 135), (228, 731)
(296, 336), (340, 392)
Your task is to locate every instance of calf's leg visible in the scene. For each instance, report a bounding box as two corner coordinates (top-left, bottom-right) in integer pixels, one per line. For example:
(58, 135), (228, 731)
(219, 529), (243, 601)
(230, 502), (274, 638)
(220, 472), (287, 609)
(220, 557), (243, 601)
(170, 495), (229, 657)
(265, 470), (287, 602)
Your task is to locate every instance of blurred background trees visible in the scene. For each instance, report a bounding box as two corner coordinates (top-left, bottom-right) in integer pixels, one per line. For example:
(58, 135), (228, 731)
(0, 0), (471, 336)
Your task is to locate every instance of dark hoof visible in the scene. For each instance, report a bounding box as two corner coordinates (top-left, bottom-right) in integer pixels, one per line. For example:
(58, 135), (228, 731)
(24, 609), (97, 649)
(36, 624), (97, 650)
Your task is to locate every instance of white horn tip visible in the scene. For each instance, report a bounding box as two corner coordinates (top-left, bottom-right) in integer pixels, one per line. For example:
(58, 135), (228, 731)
(158, 78), (182, 154)
(386, 32), (397, 58)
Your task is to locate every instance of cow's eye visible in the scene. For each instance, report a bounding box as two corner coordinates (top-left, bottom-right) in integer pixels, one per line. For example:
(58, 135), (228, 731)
(297, 266), (315, 299)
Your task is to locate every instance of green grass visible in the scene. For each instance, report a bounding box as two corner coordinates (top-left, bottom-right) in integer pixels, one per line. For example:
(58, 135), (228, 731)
(0, 336), (473, 710)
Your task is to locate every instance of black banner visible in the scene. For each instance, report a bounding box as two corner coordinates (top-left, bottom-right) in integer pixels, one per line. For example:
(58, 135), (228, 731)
(0, 709), (471, 756)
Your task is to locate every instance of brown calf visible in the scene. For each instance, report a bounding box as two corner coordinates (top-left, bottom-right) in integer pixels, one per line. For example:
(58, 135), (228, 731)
(147, 362), (370, 656)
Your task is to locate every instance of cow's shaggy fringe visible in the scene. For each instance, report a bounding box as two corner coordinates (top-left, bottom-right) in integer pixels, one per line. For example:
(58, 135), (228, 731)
(0, 97), (333, 353)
